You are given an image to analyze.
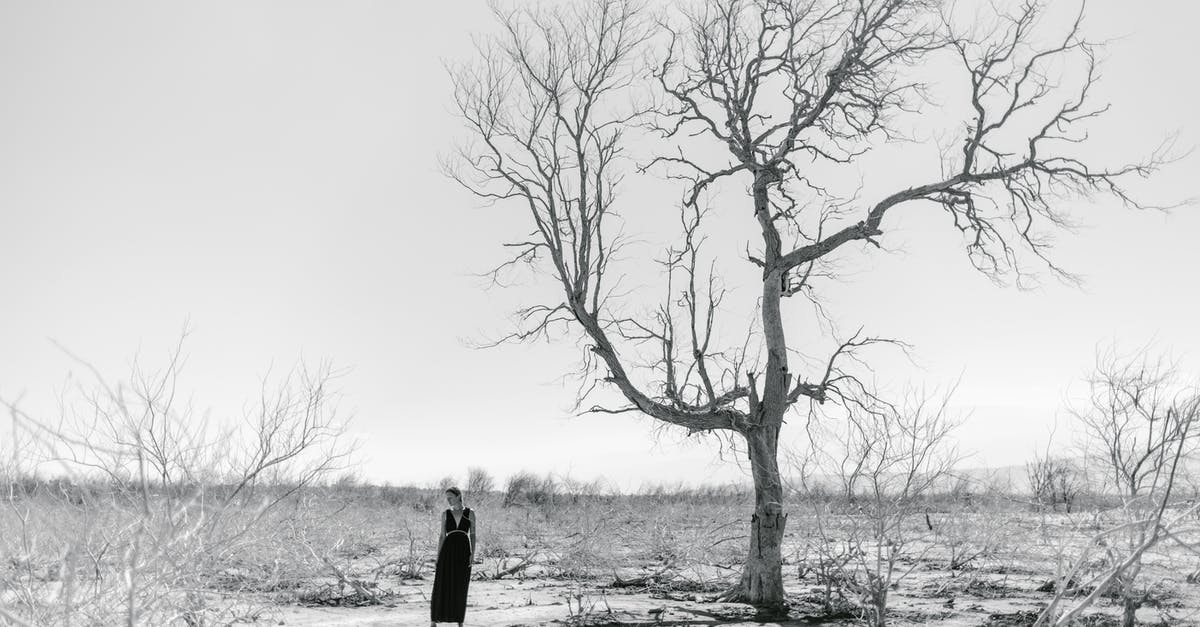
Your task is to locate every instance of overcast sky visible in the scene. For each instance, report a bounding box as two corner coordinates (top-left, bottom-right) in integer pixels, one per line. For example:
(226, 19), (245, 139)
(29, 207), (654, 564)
(1, 0), (1197, 492)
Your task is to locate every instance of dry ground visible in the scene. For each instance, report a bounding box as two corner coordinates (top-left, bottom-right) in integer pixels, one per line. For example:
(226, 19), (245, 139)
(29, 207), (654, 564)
(4, 486), (1200, 625)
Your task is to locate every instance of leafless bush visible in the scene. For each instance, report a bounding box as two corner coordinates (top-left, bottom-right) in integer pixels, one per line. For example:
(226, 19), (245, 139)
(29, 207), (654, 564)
(503, 470), (559, 507)
(561, 579), (614, 626)
(1027, 454), (1084, 513)
(502, 471), (536, 507)
(793, 385), (963, 626)
(395, 519), (430, 580)
(933, 506), (1013, 575)
(796, 534), (857, 615)
(556, 474), (607, 505)
(555, 509), (618, 580)
(467, 466), (495, 497)
(0, 336), (353, 625)
(1037, 347), (1200, 627)
(331, 471), (362, 489)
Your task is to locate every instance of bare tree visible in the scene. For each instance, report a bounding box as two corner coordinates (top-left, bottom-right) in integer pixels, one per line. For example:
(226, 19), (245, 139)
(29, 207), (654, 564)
(448, 0), (1172, 611)
(0, 335), (354, 625)
(467, 466), (496, 497)
(794, 386), (962, 626)
(1037, 347), (1200, 627)
(1027, 454), (1083, 513)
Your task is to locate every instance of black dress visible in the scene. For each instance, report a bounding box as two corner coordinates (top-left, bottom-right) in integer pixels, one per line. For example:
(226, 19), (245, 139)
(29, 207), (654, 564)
(431, 507), (472, 623)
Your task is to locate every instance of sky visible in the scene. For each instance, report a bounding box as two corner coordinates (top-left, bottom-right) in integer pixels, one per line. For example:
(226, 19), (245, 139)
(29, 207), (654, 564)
(1, 0), (1197, 492)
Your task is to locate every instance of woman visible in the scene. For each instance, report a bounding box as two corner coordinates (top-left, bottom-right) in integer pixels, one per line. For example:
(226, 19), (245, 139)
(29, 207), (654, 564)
(430, 486), (476, 626)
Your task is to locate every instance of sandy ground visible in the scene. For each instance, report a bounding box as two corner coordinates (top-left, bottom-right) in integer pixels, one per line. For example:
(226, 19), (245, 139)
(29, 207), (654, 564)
(239, 514), (1200, 627)
(252, 565), (1200, 626)
(275, 577), (840, 626)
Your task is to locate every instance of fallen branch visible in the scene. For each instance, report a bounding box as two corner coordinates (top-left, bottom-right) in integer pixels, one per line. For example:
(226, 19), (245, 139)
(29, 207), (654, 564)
(492, 550), (538, 580)
(304, 540), (383, 605)
(610, 561), (677, 588)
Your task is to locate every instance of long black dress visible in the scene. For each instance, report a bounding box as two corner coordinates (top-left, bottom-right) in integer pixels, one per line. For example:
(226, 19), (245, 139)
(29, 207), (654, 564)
(431, 507), (472, 623)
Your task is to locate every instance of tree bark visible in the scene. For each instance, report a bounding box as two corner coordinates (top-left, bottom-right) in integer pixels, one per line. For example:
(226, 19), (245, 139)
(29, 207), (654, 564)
(1120, 573), (1139, 627)
(1121, 598), (1137, 627)
(721, 423), (788, 614)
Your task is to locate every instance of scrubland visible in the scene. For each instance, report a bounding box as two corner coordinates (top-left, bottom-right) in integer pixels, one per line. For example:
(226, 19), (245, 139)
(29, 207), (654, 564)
(4, 475), (1199, 627)
(3, 346), (1197, 625)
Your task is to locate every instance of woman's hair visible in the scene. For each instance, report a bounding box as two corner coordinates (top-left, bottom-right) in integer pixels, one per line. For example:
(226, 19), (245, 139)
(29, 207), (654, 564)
(444, 486), (462, 499)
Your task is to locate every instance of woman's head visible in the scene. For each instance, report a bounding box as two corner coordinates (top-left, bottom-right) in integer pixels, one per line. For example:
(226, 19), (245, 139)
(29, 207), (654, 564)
(445, 486), (463, 507)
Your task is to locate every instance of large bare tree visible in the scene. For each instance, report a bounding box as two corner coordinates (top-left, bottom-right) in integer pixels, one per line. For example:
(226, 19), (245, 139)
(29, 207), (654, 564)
(447, 0), (1170, 612)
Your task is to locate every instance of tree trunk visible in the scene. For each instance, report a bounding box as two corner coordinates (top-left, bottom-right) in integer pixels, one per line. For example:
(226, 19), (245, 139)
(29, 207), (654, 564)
(1121, 598), (1136, 627)
(1120, 573), (1139, 627)
(719, 180), (792, 613)
(720, 423), (788, 614)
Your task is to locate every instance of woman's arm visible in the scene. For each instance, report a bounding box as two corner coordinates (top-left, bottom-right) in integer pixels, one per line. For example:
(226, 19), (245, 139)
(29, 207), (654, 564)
(468, 509), (478, 563)
(435, 510), (445, 556)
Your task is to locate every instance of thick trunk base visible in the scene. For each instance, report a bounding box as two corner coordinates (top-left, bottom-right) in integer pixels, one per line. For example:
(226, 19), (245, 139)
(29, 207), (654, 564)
(716, 508), (789, 616)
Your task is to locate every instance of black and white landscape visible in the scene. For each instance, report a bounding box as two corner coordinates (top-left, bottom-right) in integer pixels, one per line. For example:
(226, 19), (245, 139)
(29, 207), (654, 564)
(2, 1), (1198, 625)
